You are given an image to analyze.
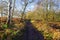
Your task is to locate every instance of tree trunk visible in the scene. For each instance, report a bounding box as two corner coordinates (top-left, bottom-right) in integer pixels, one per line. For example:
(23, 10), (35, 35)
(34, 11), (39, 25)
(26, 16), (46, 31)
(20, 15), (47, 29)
(7, 0), (12, 27)
(1, 8), (3, 27)
(12, 0), (16, 18)
(21, 3), (28, 21)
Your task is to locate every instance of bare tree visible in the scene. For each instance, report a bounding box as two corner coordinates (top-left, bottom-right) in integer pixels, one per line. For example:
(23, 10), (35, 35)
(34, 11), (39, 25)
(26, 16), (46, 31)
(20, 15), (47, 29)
(0, 0), (8, 27)
(7, 0), (12, 27)
(0, 1), (8, 17)
(12, 0), (16, 18)
(20, 0), (34, 20)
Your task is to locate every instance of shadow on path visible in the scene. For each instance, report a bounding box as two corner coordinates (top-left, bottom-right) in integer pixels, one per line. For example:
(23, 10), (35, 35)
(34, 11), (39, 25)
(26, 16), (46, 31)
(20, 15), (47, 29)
(13, 19), (44, 40)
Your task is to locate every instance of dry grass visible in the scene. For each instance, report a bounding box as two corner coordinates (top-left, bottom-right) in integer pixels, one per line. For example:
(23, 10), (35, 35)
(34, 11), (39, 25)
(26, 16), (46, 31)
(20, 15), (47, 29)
(0, 17), (60, 40)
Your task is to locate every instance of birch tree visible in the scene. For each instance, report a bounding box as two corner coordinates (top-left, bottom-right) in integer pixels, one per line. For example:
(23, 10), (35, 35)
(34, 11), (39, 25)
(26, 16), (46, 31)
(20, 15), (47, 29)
(7, 0), (12, 27)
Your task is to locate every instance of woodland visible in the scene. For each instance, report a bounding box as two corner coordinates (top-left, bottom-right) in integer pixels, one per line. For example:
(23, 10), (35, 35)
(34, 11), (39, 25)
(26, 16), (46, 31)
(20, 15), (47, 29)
(0, 0), (60, 40)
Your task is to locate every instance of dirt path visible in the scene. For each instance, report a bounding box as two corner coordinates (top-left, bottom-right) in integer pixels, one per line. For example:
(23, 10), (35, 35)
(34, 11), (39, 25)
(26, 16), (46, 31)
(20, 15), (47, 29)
(23, 20), (44, 40)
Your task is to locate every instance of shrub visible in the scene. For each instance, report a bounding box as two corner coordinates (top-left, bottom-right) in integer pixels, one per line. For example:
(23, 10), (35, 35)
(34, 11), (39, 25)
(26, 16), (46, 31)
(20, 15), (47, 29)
(2, 24), (8, 29)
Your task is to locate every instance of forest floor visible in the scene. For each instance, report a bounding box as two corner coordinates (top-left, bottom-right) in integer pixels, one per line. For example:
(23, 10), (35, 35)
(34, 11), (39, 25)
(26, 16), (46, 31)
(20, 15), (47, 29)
(0, 17), (60, 40)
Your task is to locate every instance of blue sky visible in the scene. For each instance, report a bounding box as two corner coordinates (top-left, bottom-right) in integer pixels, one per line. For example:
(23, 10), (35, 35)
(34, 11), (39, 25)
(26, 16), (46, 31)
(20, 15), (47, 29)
(15, 0), (38, 11)
(0, 0), (60, 11)
(15, 0), (60, 11)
